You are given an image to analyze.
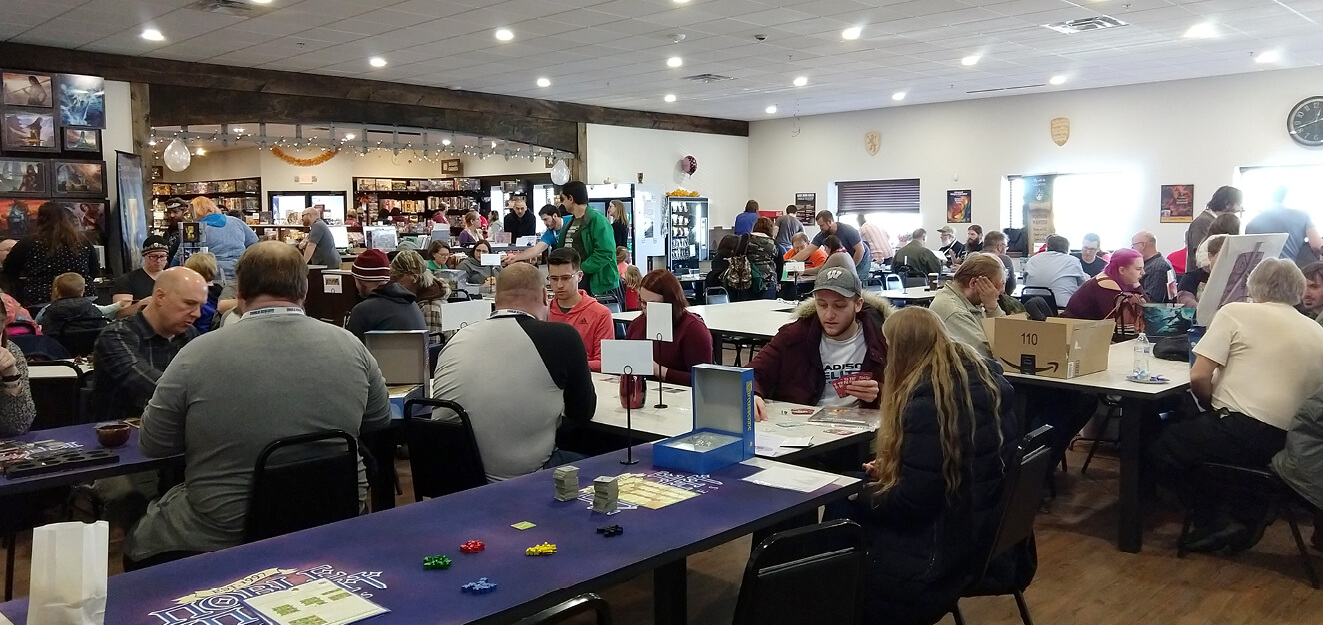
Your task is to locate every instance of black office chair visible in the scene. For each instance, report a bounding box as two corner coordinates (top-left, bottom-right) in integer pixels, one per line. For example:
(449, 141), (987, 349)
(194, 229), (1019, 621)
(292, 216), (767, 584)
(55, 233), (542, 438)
(952, 425), (1054, 625)
(402, 398), (488, 500)
(1177, 463), (1319, 588)
(51, 327), (105, 358)
(245, 430), (361, 543)
(1019, 287), (1058, 317)
(733, 519), (867, 625)
(515, 593), (612, 625)
(27, 361), (89, 430)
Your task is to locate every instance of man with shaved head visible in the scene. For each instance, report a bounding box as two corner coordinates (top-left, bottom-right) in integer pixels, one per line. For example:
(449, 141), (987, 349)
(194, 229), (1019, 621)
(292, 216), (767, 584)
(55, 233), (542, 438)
(93, 266), (207, 420)
(125, 242), (392, 567)
(300, 206), (343, 269)
(431, 262), (597, 481)
(1131, 230), (1174, 303)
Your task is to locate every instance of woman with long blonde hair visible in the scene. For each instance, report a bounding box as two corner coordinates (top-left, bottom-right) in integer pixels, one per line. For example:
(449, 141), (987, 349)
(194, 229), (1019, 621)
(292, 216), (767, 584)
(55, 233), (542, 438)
(840, 306), (1019, 625)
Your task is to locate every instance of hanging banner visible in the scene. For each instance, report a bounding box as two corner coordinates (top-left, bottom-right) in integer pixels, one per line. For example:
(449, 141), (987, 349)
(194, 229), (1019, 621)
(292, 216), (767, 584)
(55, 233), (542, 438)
(1160, 184), (1194, 223)
(115, 151), (148, 270)
(795, 193), (816, 225)
(1023, 175), (1055, 253)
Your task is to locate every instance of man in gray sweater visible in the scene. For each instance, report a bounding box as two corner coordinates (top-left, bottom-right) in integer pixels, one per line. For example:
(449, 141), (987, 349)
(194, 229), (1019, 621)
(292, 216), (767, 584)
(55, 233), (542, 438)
(126, 241), (393, 566)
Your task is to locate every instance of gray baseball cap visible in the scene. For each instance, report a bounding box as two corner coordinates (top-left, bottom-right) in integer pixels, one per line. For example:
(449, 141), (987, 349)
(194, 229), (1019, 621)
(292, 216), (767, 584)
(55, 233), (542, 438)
(812, 263), (862, 299)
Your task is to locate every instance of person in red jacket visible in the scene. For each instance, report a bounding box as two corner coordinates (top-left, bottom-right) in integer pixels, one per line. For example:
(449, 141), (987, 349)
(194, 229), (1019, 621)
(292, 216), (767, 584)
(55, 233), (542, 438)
(750, 255), (892, 420)
(546, 248), (614, 372)
(625, 270), (712, 385)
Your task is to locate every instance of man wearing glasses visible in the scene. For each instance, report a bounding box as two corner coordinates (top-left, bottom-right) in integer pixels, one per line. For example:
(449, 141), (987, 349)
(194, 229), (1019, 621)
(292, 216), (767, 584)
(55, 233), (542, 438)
(112, 236), (172, 316)
(546, 248), (613, 372)
(1075, 233), (1107, 277)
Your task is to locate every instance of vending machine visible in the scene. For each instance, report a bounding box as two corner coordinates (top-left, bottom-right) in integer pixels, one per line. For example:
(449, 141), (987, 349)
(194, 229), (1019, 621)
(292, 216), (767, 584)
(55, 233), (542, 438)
(666, 196), (709, 273)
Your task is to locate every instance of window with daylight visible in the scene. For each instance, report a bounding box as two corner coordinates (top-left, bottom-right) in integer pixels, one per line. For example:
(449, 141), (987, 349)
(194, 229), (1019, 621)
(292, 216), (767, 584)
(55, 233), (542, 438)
(835, 178), (922, 244)
(1237, 165), (1323, 228)
(1005, 172), (1134, 252)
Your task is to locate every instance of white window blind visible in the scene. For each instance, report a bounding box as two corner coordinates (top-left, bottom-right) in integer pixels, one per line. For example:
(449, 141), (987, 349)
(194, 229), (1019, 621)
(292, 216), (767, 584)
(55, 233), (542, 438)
(836, 179), (920, 213)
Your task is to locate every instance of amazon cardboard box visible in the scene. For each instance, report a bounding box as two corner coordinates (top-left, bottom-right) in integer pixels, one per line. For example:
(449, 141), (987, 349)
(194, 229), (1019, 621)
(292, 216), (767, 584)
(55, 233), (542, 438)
(983, 315), (1114, 379)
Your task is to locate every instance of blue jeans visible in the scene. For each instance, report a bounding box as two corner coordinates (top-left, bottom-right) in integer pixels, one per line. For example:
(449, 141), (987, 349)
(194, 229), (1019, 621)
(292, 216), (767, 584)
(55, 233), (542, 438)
(543, 448), (586, 469)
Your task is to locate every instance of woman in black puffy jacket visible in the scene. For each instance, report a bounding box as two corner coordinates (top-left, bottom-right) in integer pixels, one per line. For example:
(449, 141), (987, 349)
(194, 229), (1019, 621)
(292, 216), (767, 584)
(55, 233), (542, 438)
(833, 306), (1020, 625)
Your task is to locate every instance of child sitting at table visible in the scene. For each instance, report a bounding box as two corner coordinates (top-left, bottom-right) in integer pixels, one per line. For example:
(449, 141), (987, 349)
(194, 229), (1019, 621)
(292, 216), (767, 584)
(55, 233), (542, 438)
(622, 265), (642, 311)
(36, 272), (116, 337)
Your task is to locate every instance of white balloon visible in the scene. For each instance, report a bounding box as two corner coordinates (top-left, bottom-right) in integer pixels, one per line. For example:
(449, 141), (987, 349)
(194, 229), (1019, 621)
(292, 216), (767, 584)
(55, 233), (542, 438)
(550, 159), (570, 185)
(163, 138), (191, 172)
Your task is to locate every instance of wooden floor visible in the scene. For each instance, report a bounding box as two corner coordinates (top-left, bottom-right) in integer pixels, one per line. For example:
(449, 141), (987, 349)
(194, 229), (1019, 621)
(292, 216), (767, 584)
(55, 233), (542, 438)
(3, 446), (1322, 624)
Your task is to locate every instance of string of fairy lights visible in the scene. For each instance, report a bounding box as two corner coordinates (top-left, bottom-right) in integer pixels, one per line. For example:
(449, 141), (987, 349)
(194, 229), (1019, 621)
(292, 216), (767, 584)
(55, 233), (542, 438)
(147, 123), (574, 164)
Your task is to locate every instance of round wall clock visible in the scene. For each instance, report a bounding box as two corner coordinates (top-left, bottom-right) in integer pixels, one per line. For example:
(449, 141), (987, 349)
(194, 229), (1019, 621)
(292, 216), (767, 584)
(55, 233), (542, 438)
(1288, 96), (1323, 147)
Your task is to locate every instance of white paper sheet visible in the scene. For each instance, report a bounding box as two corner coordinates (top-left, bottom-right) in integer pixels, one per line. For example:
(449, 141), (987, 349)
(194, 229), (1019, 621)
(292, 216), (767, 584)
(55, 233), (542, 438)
(440, 299), (493, 331)
(646, 302), (673, 342)
(742, 465), (837, 492)
(480, 253), (502, 266)
(784, 261), (806, 274)
(245, 579), (387, 625)
(600, 339), (654, 376)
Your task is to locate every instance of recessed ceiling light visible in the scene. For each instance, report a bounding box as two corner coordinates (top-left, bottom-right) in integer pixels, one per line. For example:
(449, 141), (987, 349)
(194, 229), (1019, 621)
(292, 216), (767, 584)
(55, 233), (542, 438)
(495, 28), (514, 41)
(961, 55), (979, 66)
(442, 138), (452, 145)
(369, 57), (387, 68)
(249, 0), (272, 4)
(536, 77), (551, 87)
(891, 92), (906, 101)
(1255, 50), (1281, 64)
(344, 133), (355, 140)
(1184, 22), (1216, 39)
(842, 26), (862, 40)
(141, 28), (164, 41)
(793, 76), (808, 87)
(232, 127), (244, 133)
(765, 105), (777, 114)
(1049, 75), (1067, 85)
(667, 56), (683, 68)
(664, 94), (677, 102)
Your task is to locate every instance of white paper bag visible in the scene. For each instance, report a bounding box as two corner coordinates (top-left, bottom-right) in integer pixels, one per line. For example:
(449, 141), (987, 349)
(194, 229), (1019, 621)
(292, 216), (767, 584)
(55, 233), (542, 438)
(27, 521), (108, 625)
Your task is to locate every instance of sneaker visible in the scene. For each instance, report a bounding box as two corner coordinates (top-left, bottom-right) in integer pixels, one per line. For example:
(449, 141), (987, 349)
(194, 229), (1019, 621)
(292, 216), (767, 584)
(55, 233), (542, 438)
(1182, 521), (1244, 553)
(1227, 513), (1275, 554)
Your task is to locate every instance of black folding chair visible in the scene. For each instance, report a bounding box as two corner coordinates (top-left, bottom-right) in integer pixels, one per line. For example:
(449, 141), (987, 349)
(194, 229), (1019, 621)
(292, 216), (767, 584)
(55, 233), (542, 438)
(733, 519), (868, 625)
(402, 398), (488, 500)
(953, 425), (1054, 625)
(1177, 463), (1319, 588)
(515, 593), (612, 625)
(447, 290), (472, 302)
(245, 430), (361, 543)
(51, 327), (105, 358)
(27, 361), (90, 430)
(1019, 287), (1058, 317)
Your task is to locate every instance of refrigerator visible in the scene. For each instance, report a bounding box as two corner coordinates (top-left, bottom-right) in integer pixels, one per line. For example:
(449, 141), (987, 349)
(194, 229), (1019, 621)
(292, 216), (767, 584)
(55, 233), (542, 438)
(666, 196), (709, 273)
(586, 183), (665, 266)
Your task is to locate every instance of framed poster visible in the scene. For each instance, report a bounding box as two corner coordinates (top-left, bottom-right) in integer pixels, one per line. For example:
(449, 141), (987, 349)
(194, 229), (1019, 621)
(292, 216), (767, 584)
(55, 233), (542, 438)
(57, 74), (106, 129)
(0, 158), (49, 195)
(63, 128), (100, 152)
(116, 152), (149, 269)
(794, 192), (816, 225)
(1160, 184), (1194, 223)
(2, 109), (57, 152)
(58, 199), (105, 233)
(2, 72), (53, 108)
(946, 189), (971, 223)
(0, 197), (42, 238)
(52, 160), (106, 197)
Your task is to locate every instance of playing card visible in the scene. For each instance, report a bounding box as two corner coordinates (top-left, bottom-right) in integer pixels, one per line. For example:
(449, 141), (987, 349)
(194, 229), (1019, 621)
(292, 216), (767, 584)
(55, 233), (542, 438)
(824, 428), (857, 435)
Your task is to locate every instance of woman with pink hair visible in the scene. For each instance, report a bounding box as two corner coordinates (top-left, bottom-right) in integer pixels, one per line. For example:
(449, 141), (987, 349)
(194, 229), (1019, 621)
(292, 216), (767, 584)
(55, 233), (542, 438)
(1063, 247), (1147, 320)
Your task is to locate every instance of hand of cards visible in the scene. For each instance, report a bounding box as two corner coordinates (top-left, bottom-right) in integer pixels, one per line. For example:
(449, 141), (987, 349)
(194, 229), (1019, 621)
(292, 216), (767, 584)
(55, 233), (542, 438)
(830, 372), (873, 398)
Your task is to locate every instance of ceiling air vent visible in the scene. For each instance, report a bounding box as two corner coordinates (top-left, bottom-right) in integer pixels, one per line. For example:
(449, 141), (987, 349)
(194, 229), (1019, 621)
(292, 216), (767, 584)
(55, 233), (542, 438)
(190, 0), (275, 17)
(1043, 15), (1128, 34)
(682, 74), (735, 83)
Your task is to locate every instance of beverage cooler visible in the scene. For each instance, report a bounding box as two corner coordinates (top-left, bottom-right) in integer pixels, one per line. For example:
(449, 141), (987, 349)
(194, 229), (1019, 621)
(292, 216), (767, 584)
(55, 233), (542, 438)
(586, 183), (665, 266)
(666, 196), (708, 273)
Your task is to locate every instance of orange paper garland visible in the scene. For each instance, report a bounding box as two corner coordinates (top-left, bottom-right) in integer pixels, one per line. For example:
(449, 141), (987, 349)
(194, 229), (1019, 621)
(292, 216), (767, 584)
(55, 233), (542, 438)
(271, 146), (339, 167)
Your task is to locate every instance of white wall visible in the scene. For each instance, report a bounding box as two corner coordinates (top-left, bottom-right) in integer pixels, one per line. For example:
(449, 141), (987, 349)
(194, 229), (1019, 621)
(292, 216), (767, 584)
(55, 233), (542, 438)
(585, 123), (749, 227)
(748, 65), (1323, 254)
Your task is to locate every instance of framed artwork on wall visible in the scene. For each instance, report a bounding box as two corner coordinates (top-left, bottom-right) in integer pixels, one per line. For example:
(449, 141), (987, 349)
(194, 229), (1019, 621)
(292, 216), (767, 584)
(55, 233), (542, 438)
(0, 157), (49, 195)
(0, 197), (43, 238)
(58, 74), (106, 129)
(58, 199), (106, 233)
(2, 109), (58, 152)
(2, 72), (54, 108)
(52, 159), (106, 197)
(63, 128), (100, 152)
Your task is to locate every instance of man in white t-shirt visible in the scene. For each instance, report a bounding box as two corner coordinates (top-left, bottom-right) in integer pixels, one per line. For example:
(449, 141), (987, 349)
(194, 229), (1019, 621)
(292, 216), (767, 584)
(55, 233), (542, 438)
(1150, 258), (1323, 553)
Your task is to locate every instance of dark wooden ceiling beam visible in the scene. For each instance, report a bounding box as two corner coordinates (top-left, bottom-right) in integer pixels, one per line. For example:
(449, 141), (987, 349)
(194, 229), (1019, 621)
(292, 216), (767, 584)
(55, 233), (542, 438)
(0, 43), (748, 138)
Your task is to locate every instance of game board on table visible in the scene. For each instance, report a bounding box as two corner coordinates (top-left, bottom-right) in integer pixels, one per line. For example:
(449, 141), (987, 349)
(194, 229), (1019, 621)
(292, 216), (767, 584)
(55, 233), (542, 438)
(576, 472), (713, 510)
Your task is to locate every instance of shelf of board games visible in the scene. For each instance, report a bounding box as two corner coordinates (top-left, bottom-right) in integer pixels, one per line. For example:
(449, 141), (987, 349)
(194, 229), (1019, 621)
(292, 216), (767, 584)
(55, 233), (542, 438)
(151, 177), (262, 214)
(353, 177), (482, 233)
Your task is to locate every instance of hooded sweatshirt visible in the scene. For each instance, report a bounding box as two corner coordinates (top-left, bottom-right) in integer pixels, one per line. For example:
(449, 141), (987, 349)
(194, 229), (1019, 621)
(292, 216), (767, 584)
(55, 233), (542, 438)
(548, 289), (614, 372)
(199, 213), (258, 280)
(345, 282), (427, 341)
(39, 296), (109, 336)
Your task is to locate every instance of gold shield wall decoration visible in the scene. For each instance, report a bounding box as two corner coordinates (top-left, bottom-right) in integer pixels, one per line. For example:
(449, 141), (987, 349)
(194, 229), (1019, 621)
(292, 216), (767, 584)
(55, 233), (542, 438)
(864, 131), (880, 156)
(1050, 117), (1070, 146)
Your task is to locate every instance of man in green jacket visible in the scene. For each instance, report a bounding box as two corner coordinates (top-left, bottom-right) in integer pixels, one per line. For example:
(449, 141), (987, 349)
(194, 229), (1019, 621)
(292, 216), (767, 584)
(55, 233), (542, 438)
(558, 181), (622, 301)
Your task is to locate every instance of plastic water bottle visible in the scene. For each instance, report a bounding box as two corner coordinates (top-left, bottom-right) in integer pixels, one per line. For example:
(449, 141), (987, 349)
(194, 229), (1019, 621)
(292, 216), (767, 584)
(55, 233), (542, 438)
(1132, 334), (1152, 380)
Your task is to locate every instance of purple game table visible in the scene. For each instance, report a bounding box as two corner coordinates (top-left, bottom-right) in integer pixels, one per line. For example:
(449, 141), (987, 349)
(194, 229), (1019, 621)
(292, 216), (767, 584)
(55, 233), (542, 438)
(0, 444), (857, 625)
(0, 424), (181, 497)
